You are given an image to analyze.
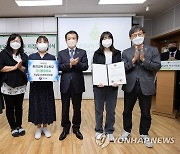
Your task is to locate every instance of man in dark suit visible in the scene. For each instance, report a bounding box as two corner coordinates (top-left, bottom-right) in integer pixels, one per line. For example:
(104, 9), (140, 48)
(120, 25), (161, 148)
(161, 40), (180, 112)
(161, 41), (180, 61)
(58, 31), (88, 140)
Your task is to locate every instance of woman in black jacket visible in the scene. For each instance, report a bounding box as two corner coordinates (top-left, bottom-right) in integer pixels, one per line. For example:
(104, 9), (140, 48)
(0, 34), (28, 137)
(93, 31), (121, 142)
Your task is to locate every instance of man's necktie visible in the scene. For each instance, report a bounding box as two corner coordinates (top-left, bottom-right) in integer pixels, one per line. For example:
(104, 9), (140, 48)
(170, 52), (174, 57)
(70, 49), (74, 59)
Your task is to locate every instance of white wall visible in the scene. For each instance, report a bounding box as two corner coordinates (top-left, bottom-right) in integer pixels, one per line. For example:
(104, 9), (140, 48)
(0, 17), (57, 33)
(58, 17), (132, 72)
(144, 19), (152, 45)
(152, 3), (180, 37)
(0, 17), (124, 99)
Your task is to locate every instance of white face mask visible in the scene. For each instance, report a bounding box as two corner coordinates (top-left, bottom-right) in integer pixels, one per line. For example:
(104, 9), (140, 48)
(132, 36), (144, 45)
(67, 39), (77, 48)
(102, 39), (112, 48)
(10, 42), (21, 50)
(37, 43), (48, 52)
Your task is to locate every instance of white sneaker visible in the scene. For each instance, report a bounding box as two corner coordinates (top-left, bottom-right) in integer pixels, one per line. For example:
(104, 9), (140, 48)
(107, 133), (115, 142)
(35, 128), (42, 140)
(119, 130), (131, 142)
(42, 127), (51, 138)
(140, 135), (153, 148)
(95, 132), (103, 140)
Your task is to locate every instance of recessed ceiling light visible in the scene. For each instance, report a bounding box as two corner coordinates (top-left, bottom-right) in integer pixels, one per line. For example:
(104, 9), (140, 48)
(15, 0), (63, 6)
(99, 0), (146, 5)
(145, 5), (150, 11)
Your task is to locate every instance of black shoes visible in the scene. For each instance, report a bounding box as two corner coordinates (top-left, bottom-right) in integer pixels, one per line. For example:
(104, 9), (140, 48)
(11, 128), (19, 137)
(59, 129), (83, 140)
(17, 127), (26, 136)
(59, 131), (69, 140)
(73, 130), (83, 140)
(11, 127), (26, 137)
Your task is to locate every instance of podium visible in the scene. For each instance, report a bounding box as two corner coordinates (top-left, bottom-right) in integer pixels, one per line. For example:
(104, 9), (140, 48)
(153, 61), (180, 118)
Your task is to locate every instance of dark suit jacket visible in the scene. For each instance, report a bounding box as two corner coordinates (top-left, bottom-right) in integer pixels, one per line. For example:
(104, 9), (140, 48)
(161, 50), (180, 61)
(58, 48), (88, 94)
(122, 45), (161, 95)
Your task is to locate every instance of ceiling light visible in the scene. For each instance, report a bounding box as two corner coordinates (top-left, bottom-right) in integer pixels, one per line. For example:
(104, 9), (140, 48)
(99, 0), (146, 5)
(15, 0), (63, 6)
(145, 5), (150, 12)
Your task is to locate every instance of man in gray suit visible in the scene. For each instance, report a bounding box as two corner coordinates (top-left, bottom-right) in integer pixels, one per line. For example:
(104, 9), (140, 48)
(120, 25), (161, 148)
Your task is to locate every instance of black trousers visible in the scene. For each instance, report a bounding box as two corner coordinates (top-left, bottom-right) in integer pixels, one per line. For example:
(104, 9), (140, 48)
(123, 81), (152, 135)
(3, 93), (24, 130)
(93, 86), (118, 134)
(61, 81), (82, 132)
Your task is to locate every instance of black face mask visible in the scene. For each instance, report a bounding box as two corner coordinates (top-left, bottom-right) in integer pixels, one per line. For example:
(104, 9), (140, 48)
(168, 47), (177, 52)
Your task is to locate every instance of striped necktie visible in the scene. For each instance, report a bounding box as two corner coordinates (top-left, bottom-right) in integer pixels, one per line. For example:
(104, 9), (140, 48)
(70, 49), (74, 59)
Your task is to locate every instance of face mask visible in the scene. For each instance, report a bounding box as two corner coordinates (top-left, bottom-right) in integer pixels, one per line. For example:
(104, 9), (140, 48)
(132, 36), (144, 45)
(37, 43), (48, 52)
(102, 39), (112, 48)
(10, 42), (21, 50)
(168, 47), (177, 52)
(66, 39), (77, 48)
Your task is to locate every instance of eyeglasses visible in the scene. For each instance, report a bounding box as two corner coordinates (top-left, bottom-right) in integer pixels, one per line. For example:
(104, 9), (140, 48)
(131, 32), (144, 38)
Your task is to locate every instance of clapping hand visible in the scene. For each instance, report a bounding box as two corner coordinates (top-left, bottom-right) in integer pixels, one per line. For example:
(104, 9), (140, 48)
(17, 60), (23, 69)
(140, 44), (145, 62)
(132, 46), (139, 64)
(70, 57), (79, 68)
(14, 60), (22, 70)
(70, 57), (79, 67)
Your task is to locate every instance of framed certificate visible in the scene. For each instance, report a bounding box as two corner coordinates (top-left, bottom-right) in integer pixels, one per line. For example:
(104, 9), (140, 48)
(28, 60), (59, 81)
(92, 62), (126, 86)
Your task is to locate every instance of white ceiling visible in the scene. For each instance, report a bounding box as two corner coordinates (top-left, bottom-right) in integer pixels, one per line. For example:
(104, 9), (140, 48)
(0, 0), (179, 19)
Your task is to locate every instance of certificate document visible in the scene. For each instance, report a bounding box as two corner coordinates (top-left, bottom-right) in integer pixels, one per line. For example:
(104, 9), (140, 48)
(92, 62), (126, 86)
(28, 60), (59, 81)
(92, 64), (108, 85)
(107, 62), (126, 85)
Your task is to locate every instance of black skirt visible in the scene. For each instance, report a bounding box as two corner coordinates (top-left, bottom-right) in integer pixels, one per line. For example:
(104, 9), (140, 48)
(28, 81), (56, 125)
